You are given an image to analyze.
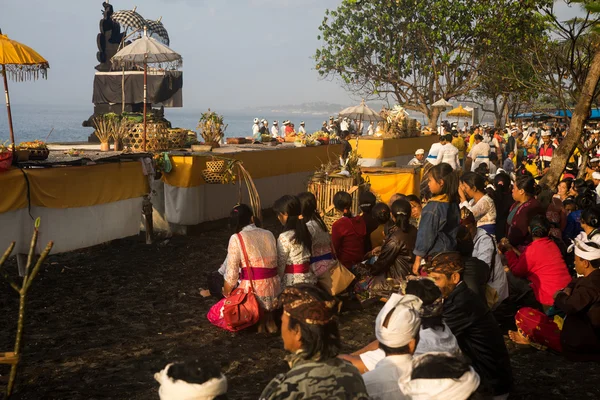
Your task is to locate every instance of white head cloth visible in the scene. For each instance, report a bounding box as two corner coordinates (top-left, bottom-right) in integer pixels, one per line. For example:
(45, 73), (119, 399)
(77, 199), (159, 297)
(155, 364), (227, 400)
(375, 293), (422, 348)
(400, 355), (480, 400)
(541, 130), (551, 137)
(593, 172), (600, 180)
(569, 232), (600, 261)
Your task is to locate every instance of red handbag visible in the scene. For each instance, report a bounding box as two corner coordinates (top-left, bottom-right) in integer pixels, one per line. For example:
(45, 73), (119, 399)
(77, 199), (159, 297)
(223, 233), (261, 331)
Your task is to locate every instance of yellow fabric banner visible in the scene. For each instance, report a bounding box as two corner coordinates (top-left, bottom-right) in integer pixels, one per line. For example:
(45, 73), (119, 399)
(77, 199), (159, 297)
(163, 144), (344, 188)
(350, 136), (439, 159)
(0, 162), (149, 214)
(365, 170), (420, 204)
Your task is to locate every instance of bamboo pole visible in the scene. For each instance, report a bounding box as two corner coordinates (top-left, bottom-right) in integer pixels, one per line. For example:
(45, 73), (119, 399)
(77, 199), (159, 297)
(2, 64), (16, 152)
(0, 218), (53, 397)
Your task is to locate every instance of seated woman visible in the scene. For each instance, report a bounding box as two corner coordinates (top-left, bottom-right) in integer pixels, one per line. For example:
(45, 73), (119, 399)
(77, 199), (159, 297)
(369, 202), (391, 249)
(506, 174), (543, 250)
(339, 278), (460, 374)
(222, 204), (281, 333)
(368, 199), (417, 281)
(331, 191), (367, 270)
(509, 237), (600, 362)
(492, 172), (514, 240)
(297, 192), (335, 278)
(580, 206), (600, 243)
(260, 285), (370, 399)
(556, 178), (574, 203)
(564, 190), (597, 246)
(273, 195), (316, 287)
(500, 215), (572, 309)
(459, 172), (497, 235)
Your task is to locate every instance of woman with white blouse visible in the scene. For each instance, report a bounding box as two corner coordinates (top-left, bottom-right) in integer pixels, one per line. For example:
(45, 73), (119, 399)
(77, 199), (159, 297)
(459, 172), (497, 235)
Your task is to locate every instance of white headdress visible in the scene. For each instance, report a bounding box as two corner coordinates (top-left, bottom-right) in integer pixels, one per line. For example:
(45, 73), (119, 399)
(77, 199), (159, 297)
(400, 353), (480, 400)
(569, 232), (600, 261)
(375, 294), (422, 348)
(155, 364), (227, 400)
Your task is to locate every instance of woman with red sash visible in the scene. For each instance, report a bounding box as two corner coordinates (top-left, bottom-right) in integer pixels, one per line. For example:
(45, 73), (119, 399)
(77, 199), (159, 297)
(222, 204), (281, 333)
(274, 195), (317, 287)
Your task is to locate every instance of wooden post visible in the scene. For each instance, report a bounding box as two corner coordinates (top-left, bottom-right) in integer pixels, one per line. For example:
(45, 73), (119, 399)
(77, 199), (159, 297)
(143, 59), (147, 152)
(143, 195), (154, 244)
(2, 64), (15, 152)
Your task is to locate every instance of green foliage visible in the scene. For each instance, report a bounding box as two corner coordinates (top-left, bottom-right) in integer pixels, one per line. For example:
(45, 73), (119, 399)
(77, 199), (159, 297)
(315, 0), (550, 125)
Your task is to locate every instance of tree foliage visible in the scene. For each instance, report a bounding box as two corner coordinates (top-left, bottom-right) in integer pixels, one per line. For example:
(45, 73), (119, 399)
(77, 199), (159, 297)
(315, 0), (549, 126)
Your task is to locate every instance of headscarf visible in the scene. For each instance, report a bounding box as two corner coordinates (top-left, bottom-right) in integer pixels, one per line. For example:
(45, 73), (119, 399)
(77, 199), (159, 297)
(278, 286), (338, 325)
(425, 252), (464, 275)
(375, 294), (422, 348)
(400, 354), (480, 400)
(569, 232), (600, 261)
(154, 364), (227, 400)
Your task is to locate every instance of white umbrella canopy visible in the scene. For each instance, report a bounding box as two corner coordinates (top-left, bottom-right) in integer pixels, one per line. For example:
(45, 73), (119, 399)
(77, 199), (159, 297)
(111, 30), (182, 151)
(112, 34), (181, 66)
(339, 100), (383, 122)
(432, 98), (453, 108)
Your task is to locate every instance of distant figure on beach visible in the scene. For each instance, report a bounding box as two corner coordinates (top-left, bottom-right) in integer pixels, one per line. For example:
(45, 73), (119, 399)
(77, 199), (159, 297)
(299, 121), (306, 134)
(284, 121), (294, 136)
(271, 120), (280, 138)
(367, 121), (375, 136)
(322, 121), (330, 134)
(252, 118), (260, 139)
(260, 119), (269, 136)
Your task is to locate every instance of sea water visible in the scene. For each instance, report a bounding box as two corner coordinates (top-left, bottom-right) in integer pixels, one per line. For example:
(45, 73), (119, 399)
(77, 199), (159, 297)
(0, 103), (341, 145)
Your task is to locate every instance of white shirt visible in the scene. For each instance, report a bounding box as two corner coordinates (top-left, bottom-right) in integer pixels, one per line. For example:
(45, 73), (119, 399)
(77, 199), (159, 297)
(426, 142), (443, 165)
(363, 355), (412, 400)
(368, 124), (375, 135)
(436, 143), (460, 170)
(298, 126), (306, 134)
(468, 142), (490, 171)
(341, 120), (349, 131)
(359, 325), (460, 372)
(408, 157), (424, 166)
(271, 126), (280, 138)
(252, 123), (260, 138)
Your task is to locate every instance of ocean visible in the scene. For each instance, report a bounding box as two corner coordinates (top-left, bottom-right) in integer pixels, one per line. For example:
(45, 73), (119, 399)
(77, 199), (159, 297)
(0, 103), (345, 145)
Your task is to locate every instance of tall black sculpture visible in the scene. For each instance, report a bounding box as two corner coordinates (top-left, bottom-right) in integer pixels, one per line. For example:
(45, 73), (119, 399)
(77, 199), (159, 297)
(95, 2), (123, 72)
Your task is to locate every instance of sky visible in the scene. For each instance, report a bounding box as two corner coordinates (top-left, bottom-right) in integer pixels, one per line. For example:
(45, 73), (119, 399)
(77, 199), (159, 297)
(0, 0), (588, 112)
(1, 0), (351, 111)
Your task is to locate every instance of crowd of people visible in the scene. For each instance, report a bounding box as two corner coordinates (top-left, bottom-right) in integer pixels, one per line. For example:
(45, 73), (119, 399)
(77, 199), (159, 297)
(154, 119), (600, 399)
(251, 116), (368, 140)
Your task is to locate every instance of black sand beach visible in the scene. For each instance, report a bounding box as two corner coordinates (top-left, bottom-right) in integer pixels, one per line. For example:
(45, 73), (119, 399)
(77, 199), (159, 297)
(1, 215), (599, 399)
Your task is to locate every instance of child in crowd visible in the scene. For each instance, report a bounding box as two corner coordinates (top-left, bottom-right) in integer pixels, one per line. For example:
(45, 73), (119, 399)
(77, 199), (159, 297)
(412, 163), (461, 275)
(406, 194), (422, 228)
(370, 202), (391, 249)
(331, 191), (367, 269)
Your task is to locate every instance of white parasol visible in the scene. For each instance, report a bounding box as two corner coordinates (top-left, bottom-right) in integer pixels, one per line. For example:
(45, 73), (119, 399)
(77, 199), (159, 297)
(339, 99), (383, 122)
(111, 28), (182, 151)
(432, 98), (453, 109)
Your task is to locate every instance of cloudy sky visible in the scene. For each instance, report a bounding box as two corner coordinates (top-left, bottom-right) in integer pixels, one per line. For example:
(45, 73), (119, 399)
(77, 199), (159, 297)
(0, 0), (586, 111)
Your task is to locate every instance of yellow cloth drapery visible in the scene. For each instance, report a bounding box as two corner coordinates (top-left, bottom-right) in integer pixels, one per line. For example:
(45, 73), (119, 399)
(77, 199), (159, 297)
(0, 162), (149, 214)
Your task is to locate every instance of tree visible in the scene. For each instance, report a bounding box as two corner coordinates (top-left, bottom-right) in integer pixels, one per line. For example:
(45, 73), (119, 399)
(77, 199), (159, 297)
(315, 0), (549, 127)
(541, 0), (600, 188)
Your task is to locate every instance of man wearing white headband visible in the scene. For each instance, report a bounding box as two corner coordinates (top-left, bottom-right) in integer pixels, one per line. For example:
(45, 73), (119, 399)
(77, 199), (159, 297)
(155, 361), (228, 400)
(408, 149), (425, 166)
(252, 118), (260, 139)
(400, 353), (480, 400)
(362, 294), (422, 400)
(509, 236), (600, 362)
(271, 121), (280, 138)
(538, 130), (555, 173)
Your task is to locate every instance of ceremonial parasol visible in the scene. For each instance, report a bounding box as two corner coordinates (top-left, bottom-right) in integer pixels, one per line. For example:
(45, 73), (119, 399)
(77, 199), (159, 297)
(447, 105), (472, 118)
(339, 99), (383, 122)
(145, 18), (170, 46)
(446, 104), (472, 126)
(0, 29), (49, 149)
(432, 98), (453, 109)
(111, 28), (181, 151)
(111, 9), (146, 32)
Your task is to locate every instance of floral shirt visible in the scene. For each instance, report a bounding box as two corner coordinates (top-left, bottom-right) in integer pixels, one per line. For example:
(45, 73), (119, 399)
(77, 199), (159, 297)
(277, 230), (316, 287)
(460, 194), (496, 227)
(306, 220), (335, 277)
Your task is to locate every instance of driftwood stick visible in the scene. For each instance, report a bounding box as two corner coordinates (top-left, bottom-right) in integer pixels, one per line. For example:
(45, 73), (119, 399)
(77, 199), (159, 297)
(24, 241), (53, 293)
(5, 218), (51, 398)
(0, 242), (20, 293)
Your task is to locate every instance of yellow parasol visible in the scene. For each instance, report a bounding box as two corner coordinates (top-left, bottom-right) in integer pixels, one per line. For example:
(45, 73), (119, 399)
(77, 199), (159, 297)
(446, 105), (472, 118)
(0, 29), (49, 149)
